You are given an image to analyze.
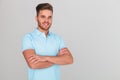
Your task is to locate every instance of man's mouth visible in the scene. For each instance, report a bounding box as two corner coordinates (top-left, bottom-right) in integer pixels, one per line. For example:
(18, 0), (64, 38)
(43, 22), (49, 26)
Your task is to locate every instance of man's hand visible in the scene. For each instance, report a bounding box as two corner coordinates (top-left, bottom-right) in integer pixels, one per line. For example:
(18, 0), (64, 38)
(58, 48), (70, 56)
(28, 55), (47, 64)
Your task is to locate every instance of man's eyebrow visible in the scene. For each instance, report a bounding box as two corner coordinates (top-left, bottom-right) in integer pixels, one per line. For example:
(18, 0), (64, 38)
(40, 15), (45, 17)
(49, 16), (52, 17)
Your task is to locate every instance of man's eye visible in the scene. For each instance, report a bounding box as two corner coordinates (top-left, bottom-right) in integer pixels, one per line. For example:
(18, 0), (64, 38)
(48, 16), (52, 19)
(41, 16), (45, 18)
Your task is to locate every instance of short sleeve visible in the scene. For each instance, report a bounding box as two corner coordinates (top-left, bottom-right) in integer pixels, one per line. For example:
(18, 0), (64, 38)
(59, 36), (66, 49)
(21, 34), (34, 52)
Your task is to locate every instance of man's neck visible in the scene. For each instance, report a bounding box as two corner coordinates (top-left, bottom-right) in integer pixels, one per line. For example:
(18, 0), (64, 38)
(37, 27), (49, 36)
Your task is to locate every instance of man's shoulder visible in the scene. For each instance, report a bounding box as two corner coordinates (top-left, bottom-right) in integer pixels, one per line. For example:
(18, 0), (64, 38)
(22, 31), (34, 39)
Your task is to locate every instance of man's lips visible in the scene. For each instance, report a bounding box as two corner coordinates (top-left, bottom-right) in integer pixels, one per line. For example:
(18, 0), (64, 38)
(43, 22), (49, 26)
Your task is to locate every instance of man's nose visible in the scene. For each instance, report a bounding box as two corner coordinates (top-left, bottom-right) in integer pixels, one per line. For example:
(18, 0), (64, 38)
(45, 18), (49, 22)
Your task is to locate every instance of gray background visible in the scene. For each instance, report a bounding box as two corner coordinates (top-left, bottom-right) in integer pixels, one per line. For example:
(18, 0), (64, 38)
(0, 0), (120, 80)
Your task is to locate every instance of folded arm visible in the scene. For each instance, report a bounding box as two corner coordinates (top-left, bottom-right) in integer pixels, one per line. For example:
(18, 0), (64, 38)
(23, 48), (73, 69)
(23, 49), (54, 69)
(29, 48), (73, 65)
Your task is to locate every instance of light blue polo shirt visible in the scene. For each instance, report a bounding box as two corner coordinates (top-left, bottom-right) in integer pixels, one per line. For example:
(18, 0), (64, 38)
(22, 28), (66, 80)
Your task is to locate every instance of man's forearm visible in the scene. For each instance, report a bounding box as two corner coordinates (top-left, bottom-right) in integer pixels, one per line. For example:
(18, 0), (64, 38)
(28, 55), (54, 69)
(45, 55), (73, 65)
(29, 61), (54, 69)
(28, 48), (73, 68)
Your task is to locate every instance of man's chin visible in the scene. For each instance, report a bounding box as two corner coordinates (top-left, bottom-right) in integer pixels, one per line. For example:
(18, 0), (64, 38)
(38, 25), (51, 31)
(43, 26), (50, 30)
(42, 27), (50, 31)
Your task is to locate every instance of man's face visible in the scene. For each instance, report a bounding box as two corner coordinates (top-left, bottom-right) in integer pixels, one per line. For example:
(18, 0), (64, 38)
(36, 9), (53, 31)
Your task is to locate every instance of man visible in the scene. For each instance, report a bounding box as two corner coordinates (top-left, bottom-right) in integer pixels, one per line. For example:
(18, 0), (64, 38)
(22, 3), (73, 80)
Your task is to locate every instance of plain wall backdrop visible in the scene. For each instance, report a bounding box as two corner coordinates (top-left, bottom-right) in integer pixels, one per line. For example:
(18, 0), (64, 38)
(0, 0), (120, 80)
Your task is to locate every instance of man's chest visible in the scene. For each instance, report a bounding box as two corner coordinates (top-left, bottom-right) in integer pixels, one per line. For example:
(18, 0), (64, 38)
(32, 37), (60, 56)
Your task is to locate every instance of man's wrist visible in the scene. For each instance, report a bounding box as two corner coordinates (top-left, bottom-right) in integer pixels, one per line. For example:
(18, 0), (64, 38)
(44, 56), (50, 61)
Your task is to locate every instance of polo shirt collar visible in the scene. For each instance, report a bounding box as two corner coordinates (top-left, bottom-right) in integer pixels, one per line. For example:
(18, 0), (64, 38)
(34, 28), (51, 37)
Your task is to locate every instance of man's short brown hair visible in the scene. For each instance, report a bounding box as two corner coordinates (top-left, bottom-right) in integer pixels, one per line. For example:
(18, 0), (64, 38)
(36, 3), (53, 16)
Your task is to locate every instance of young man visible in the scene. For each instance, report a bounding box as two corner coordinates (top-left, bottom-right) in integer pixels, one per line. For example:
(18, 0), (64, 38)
(22, 3), (73, 80)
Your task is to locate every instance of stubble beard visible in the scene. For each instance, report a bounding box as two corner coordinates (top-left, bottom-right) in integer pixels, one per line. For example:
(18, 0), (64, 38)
(38, 22), (51, 31)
